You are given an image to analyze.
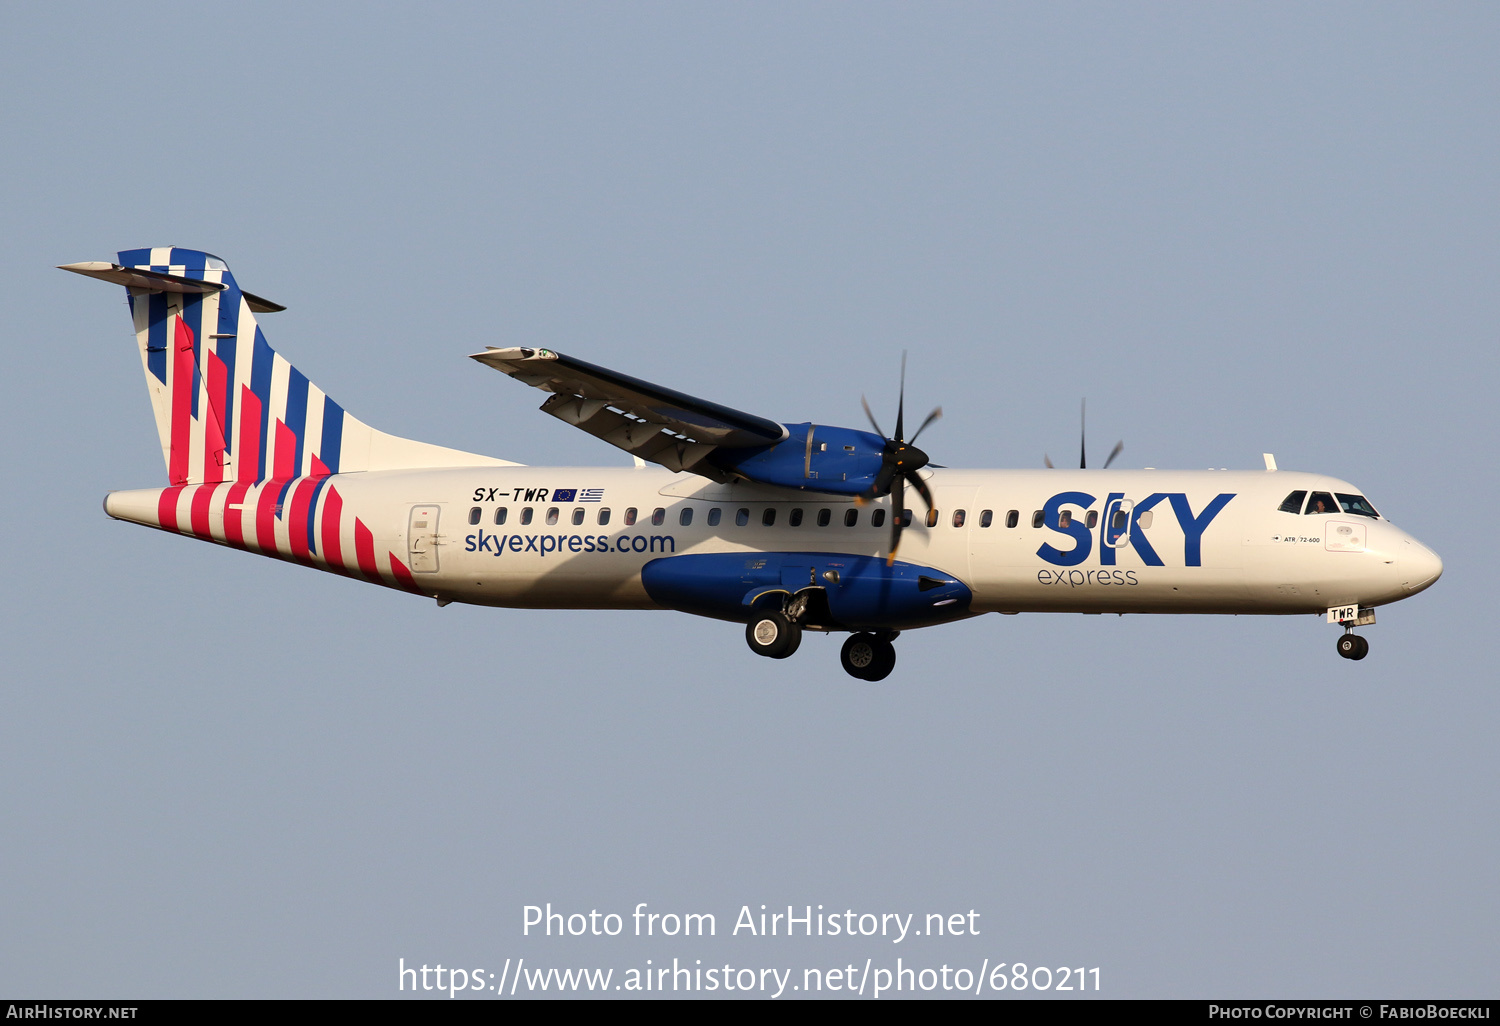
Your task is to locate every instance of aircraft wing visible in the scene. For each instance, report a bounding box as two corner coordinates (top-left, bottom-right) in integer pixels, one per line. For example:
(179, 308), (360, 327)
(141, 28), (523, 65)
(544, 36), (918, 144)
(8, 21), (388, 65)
(470, 347), (787, 479)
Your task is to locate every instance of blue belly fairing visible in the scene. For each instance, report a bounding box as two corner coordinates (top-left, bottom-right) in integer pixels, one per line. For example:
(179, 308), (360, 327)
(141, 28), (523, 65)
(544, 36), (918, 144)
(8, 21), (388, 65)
(641, 551), (973, 630)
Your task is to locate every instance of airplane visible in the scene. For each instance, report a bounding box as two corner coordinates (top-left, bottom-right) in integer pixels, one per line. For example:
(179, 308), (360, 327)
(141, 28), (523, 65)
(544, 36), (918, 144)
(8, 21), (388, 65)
(63, 247), (1443, 680)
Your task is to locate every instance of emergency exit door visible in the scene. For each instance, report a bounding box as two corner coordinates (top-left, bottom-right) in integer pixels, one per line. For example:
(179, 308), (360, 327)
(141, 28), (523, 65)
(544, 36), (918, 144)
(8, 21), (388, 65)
(408, 505), (441, 573)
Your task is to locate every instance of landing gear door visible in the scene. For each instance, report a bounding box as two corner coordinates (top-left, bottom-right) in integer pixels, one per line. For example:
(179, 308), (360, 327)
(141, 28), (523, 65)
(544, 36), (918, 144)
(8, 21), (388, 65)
(408, 505), (441, 573)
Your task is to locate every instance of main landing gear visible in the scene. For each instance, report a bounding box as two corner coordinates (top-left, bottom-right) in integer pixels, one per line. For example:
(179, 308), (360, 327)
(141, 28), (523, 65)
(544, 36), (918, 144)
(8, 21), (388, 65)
(840, 633), (897, 681)
(743, 610), (899, 680)
(745, 611), (802, 660)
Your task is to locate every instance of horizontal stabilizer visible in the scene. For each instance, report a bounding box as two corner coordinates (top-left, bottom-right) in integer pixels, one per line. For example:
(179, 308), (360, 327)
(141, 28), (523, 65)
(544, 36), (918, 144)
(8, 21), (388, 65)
(60, 261), (285, 313)
(471, 346), (786, 478)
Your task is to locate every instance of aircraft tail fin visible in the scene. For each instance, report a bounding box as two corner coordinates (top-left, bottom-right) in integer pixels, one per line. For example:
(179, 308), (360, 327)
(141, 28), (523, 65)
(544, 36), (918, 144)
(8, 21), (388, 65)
(63, 247), (514, 485)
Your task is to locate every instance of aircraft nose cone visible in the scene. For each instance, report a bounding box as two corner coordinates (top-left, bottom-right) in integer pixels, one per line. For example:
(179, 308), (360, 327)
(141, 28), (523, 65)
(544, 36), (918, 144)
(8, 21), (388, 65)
(1402, 538), (1443, 593)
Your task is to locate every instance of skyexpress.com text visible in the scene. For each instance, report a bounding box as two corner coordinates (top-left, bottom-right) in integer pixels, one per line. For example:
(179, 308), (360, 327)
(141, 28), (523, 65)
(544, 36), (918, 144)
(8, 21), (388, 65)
(464, 530), (676, 557)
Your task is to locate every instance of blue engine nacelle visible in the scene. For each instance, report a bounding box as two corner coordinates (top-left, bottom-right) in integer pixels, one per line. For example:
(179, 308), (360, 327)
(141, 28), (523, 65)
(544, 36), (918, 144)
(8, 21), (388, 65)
(708, 423), (888, 496)
(641, 551), (974, 631)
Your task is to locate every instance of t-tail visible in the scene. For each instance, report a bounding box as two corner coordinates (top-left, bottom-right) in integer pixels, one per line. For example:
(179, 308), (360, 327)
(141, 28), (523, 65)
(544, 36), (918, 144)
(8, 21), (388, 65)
(62, 246), (515, 590)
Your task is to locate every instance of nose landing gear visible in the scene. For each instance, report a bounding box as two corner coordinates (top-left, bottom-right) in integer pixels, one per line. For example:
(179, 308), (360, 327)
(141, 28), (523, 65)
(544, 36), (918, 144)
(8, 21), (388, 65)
(1328, 604), (1375, 660)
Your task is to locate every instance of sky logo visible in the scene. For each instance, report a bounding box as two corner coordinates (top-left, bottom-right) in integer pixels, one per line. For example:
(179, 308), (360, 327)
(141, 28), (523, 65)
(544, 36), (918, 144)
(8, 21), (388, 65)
(1036, 491), (1236, 568)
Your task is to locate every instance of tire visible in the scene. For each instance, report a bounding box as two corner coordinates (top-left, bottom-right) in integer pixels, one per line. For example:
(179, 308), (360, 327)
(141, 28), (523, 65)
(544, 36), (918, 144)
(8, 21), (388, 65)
(1337, 634), (1362, 660)
(1351, 635), (1369, 661)
(841, 634), (896, 680)
(746, 612), (800, 659)
(864, 639), (897, 681)
(841, 634), (878, 679)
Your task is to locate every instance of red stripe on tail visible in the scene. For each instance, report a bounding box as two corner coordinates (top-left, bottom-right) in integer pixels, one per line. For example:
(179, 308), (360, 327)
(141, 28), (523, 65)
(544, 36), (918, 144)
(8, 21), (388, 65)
(255, 480), (283, 554)
(237, 385), (262, 483)
(389, 553), (422, 593)
(320, 486), (345, 573)
(168, 317), (194, 485)
(189, 482), (223, 540)
(354, 517), (380, 582)
(273, 419), (296, 480)
(287, 477), (319, 562)
(202, 349), (228, 483)
(156, 485), (186, 532)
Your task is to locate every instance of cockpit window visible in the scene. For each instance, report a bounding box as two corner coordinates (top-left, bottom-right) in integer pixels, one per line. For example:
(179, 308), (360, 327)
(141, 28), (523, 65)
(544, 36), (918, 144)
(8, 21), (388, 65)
(1335, 493), (1379, 518)
(1304, 491), (1338, 515)
(1278, 490), (1307, 514)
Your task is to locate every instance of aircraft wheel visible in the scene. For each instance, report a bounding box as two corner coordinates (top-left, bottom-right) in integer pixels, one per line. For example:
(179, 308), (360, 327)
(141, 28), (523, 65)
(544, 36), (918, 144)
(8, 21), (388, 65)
(747, 612), (801, 659)
(1336, 634), (1368, 660)
(841, 634), (897, 680)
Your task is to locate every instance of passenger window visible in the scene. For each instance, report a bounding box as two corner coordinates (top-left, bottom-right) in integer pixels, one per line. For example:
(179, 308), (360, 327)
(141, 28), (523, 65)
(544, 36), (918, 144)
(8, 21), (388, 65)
(495, 507), (508, 526)
(762, 508), (777, 527)
(468, 506), (482, 525)
(679, 507), (693, 526)
(1111, 509), (1128, 531)
(1085, 510), (1098, 529)
(707, 507), (722, 527)
(952, 509), (966, 528)
(521, 507), (534, 526)
(1305, 492), (1337, 515)
(816, 508), (831, 527)
(789, 508), (804, 527)
(898, 509), (913, 527)
(871, 508), (886, 528)
(623, 508), (637, 526)
(1059, 510), (1072, 528)
(546, 507), (559, 525)
(980, 510), (993, 528)
(1278, 490), (1308, 514)
(1031, 510), (1044, 528)
(572, 508), (585, 526)
(736, 508), (750, 527)
(926, 509), (938, 528)
(844, 508), (859, 527)
(1336, 493), (1380, 518)
(1137, 510), (1153, 529)
(652, 507), (666, 526)
(597, 508), (610, 526)
(1006, 510), (1019, 528)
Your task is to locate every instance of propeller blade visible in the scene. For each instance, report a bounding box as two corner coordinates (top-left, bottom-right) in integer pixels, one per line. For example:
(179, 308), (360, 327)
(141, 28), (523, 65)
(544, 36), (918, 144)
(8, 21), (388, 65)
(860, 395), (885, 439)
(887, 474), (906, 566)
(894, 352), (907, 442)
(1104, 440), (1124, 469)
(907, 469), (934, 512)
(869, 458), (898, 498)
(1079, 398), (1087, 469)
(909, 406), (943, 445)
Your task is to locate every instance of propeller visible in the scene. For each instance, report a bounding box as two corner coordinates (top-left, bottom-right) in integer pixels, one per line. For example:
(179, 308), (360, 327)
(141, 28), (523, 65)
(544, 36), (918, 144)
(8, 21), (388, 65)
(861, 353), (941, 565)
(1045, 399), (1123, 470)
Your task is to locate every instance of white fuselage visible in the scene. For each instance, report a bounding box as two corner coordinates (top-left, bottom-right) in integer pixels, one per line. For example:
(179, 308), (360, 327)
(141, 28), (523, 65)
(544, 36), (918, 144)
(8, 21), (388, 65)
(105, 465), (1443, 618)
